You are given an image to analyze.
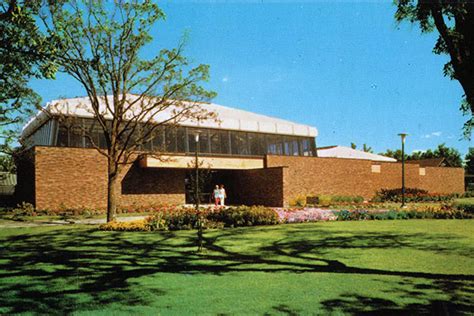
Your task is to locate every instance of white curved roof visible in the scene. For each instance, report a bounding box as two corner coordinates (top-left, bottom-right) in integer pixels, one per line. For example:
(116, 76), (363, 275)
(21, 94), (318, 139)
(317, 146), (397, 162)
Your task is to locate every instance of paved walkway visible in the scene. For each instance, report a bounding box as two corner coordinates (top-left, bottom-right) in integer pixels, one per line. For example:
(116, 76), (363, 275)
(0, 216), (147, 228)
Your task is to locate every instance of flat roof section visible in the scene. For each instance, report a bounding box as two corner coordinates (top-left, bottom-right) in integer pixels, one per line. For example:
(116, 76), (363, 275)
(21, 94), (318, 140)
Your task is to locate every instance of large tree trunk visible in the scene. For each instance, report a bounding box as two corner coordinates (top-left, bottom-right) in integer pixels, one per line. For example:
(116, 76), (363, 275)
(106, 159), (119, 223)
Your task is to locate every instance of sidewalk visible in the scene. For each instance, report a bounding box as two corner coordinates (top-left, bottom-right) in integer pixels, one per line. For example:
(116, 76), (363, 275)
(0, 216), (148, 228)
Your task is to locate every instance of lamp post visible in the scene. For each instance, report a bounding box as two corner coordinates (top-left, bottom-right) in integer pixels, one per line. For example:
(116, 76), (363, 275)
(194, 133), (200, 209)
(194, 133), (203, 252)
(398, 133), (408, 208)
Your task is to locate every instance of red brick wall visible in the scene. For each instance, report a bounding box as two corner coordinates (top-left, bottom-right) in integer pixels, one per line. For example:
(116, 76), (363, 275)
(31, 147), (185, 210)
(119, 163), (185, 207)
(266, 155), (464, 203)
(17, 147), (465, 210)
(370, 162), (420, 191)
(420, 167), (465, 194)
(231, 167), (287, 207)
(267, 156), (376, 199)
(34, 147), (108, 210)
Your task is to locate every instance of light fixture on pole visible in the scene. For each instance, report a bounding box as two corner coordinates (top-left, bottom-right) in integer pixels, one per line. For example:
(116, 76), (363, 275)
(194, 133), (200, 208)
(398, 133), (408, 208)
(194, 132), (203, 252)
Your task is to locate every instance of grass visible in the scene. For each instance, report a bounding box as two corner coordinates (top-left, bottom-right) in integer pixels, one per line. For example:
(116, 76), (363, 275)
(1, 220), (473, 315)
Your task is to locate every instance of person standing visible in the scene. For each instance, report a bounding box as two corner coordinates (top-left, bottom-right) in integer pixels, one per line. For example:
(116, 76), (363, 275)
(219, 184), (227, 206)
(212, 185), (220, 206)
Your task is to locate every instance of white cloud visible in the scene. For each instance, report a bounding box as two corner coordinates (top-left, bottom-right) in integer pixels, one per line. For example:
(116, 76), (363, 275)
(421, 131), (442, 139)
(222, 76), (229, 83)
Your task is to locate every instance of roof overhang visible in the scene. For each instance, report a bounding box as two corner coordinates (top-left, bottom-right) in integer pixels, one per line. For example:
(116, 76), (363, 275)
(139, 154), (265, 170)
(21, 95), (318, 140)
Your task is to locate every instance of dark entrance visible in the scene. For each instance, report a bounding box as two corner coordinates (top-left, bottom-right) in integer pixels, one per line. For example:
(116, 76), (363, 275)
(184, 170), (241, 205)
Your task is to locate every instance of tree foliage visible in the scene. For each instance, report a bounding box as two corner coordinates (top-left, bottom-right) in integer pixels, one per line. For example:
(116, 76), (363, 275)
(380, 143), (462, 167)
(395, 1), (474, 138)
(37, 1), (216, 221)
(465, 147), (474, 175)
(0, 0), (58, 154)
(350, 143), (373, 153)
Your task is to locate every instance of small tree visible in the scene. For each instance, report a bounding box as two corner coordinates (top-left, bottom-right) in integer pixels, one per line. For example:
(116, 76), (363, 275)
(40, 1), (216, 222)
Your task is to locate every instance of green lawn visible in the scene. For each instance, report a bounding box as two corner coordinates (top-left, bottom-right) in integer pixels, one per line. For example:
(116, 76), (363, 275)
(1, 220), (473, 315)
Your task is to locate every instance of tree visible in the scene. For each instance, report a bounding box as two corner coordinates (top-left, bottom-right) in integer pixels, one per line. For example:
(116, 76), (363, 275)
(39, 1), (216, 222)
(410, 143), (462, 167)
(395, 1), (474, 138)
(380, 143), (463, 167)
(379, 149), (406, 161)
(0, 0), (58, 154)
(350, 142), (373, 153)
(0, 154), (15, 172)
(465, 147), (474, 175)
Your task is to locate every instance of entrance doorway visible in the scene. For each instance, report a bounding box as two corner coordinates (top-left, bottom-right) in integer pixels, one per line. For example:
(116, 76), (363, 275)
(184, 170), (238, 205)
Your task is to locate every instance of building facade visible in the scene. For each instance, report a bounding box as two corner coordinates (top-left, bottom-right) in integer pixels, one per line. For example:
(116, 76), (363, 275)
(16, 96), (464, 210)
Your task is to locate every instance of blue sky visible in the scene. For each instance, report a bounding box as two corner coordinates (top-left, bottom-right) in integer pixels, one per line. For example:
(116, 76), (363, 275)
(30, 1), (473, 156)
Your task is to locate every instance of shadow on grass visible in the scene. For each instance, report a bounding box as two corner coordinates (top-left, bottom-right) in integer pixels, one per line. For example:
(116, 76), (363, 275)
(0, 224), (473, 314)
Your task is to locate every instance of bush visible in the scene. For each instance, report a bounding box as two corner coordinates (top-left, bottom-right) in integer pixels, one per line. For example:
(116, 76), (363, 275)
(208, 206), (279, 227)
(12, 202), (36, 218)
(334, 210), (369, 221)
(333, 208), (473, 221)
(100, 205), (279, 232)
(99, 220), (150, 231)
(306, 195), (365, 206)
(289, 196), (307, 207)
(374, 188), (457, 203)
(453, 199), (474, 213)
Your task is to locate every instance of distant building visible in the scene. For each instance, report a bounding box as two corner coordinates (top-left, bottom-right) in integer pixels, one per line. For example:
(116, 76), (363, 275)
(16, 95), (465, 209)
(317, 145), (397, 162)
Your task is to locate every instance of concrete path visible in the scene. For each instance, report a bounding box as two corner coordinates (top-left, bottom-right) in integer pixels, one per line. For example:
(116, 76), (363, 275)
(0, 216), (148, 228)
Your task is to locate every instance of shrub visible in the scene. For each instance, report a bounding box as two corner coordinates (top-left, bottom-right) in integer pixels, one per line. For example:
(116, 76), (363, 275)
(374, 188), (457, 203)
(99, 220), (150, 231)
(289, 196), (307, 207)
(453, 199), (474, 213)
(208, 206), (279, 227)
(307, 195), (365, 206)
(334, 209), (369, 221)
(12, 202), (36, 218)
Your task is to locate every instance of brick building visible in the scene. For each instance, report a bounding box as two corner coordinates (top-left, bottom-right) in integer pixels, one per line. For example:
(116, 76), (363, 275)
(16, 96), (464, 210)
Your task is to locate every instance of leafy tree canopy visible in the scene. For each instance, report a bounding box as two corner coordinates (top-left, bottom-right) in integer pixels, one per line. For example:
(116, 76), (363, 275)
(0, 0), (59, 154)
(395, 1), (474, 138)
(465, 147), (474, 174)
(380, 143), (463, 167)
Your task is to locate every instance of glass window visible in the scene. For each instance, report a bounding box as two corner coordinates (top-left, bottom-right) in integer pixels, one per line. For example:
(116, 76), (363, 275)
(266, 134), (283, 155)
(284, 137), (300, 156)
(165, 127), (177, 152)
(231, 131), (249, 155)
(99, 132), (108, 149)
(220, 131), (230, 154)
(210, 130), (221, 154)
(176, 127), (187, 153)
(57, 125), (68, 147)
(69, 127), (83, 147)
(152, 127), (165, 152)
(300, 138), (314, 156)
(248, 133), (266, 156)
(188, 129), (209, 153)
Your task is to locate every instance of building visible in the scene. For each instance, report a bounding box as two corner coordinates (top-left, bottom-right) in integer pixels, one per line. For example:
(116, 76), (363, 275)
(317, 145), (397, 162)
(16, 96), (464, 210)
